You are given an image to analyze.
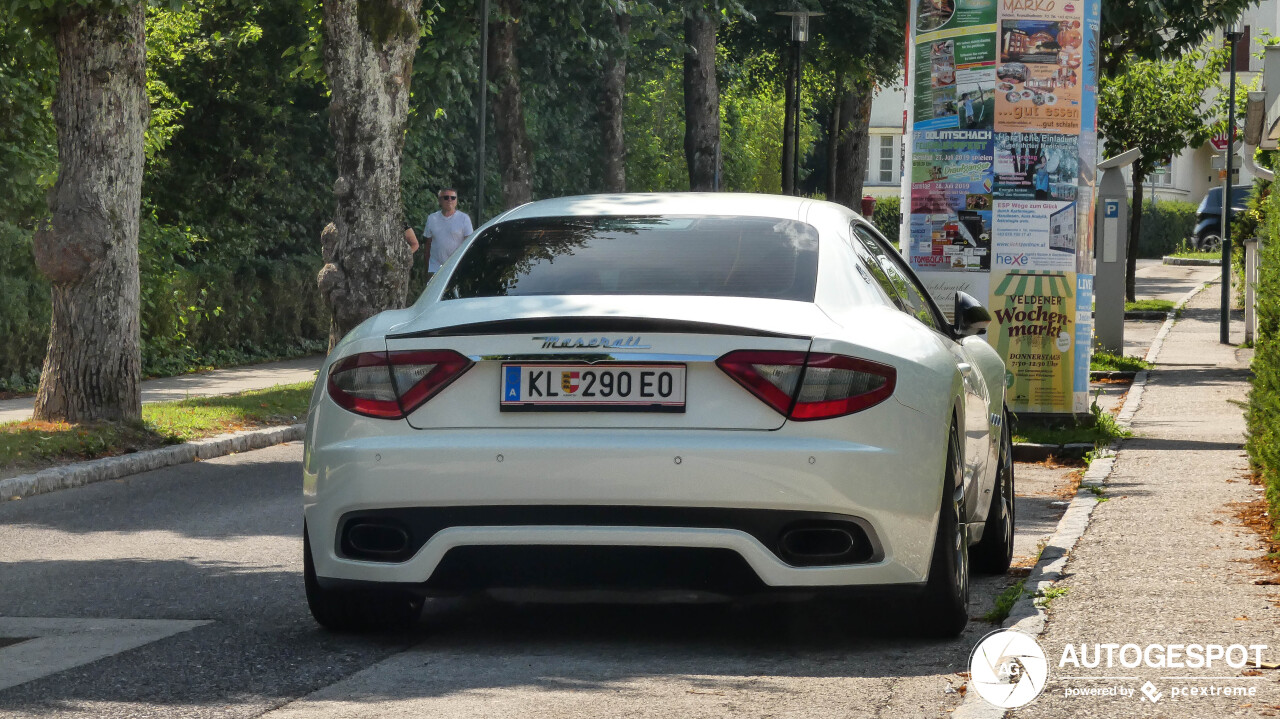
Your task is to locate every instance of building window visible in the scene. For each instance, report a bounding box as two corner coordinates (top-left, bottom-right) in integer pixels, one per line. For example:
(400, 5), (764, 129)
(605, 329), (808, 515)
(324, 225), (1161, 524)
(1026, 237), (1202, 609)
(1150, 161), (1173, 187)
(879, 135), (894, 182)
(867, 135), (895, 184)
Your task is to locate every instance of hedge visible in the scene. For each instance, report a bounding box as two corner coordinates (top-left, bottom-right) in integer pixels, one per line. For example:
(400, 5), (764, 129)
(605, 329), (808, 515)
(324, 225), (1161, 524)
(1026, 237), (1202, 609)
(0, 222), (330, 392)
(1135, 199), (1198, 259)
(872, 196), (902, 242)
(0, 223), (52, 391)
(1247, 188), (1280, 543)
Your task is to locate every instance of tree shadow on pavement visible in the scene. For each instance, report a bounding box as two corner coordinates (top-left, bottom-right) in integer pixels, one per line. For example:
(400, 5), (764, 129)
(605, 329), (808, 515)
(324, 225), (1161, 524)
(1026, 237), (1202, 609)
(0, 457), (301, 541)
(0, 554), (983, 716)
(1118, 436), (1245, 452)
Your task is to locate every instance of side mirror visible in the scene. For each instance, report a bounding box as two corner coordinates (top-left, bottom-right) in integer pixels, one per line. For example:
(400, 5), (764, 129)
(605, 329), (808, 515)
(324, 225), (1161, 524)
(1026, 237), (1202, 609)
(954, 291), (992, 337)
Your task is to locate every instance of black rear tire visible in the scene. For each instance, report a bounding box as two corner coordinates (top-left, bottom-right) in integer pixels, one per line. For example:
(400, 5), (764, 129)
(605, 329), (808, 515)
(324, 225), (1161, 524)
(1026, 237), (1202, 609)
(973, 408), (1015, 574)
(304, 525), (424, 632)
(914, 423), (969, 637)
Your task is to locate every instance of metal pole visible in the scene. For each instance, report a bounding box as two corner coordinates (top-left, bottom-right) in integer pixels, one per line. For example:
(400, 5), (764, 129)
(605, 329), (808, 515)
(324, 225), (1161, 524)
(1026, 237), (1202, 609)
(1222, 28), (1239, 344)
(475, 0), (489, 224)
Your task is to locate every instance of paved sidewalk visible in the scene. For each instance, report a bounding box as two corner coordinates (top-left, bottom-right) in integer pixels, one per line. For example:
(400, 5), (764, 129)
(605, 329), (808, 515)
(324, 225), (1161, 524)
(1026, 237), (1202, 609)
(1026, 286), (1279, 717)
(1120, 262), (1221, 359)
(0, 356), (322, 425)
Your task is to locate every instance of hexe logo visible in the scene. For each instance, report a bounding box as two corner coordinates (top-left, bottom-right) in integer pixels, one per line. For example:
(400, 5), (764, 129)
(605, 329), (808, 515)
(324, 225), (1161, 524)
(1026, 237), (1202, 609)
(969, 630), (1049, 709)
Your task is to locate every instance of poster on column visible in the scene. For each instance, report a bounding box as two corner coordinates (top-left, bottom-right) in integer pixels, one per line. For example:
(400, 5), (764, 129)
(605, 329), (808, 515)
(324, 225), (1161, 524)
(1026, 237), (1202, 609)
(1072, 274), (1094, 412)
(1074, 0), (1100, 273)
(914, 35), (998, 130)
(922, 275), (992, 323)
(912, 0), (998, 130)
(994, 0), (1085, 133)
(908, 130), (994, 271)
(993, 132), (1078, 200)
(988, 270), (1077, 413)
(991, 200), (1077, 271)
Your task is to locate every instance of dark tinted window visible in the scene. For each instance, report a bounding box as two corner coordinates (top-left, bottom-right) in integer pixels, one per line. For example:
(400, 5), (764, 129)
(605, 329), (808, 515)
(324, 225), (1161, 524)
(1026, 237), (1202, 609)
(851, 224), (944, 332)
(443, 215), (819, 301)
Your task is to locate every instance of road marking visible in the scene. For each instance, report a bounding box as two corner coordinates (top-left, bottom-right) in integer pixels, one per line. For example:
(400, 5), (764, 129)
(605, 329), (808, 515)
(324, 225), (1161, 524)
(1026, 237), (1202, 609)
(0, 617), (209, 692)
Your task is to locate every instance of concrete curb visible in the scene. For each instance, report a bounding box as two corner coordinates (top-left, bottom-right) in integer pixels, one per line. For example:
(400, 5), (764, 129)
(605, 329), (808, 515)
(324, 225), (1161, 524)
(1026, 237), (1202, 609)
(1123, 310), (1167, 321)
(953, 280), (1210, 719)
(0, 423), (305, 503)
(1162, 256), (1220, 266)
(1010, 442), (1093, 462)
(1089, 370), (1136, 381)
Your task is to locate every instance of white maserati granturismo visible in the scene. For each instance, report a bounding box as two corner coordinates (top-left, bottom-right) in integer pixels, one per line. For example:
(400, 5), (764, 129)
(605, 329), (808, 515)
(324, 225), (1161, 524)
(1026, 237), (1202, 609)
(302, 193), (1013, 636)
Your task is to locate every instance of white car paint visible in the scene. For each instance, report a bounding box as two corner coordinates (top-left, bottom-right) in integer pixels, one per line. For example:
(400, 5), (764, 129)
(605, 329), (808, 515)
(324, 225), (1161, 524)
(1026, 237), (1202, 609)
(303, 193), (1006, 595)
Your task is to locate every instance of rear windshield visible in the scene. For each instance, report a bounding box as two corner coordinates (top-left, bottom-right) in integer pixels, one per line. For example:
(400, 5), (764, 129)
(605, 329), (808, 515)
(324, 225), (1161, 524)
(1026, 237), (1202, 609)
(442, 215), (819, 301)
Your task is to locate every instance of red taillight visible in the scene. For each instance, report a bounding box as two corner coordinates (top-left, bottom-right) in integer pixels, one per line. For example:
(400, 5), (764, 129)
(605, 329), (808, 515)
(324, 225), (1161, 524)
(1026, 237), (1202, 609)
(716, 350), (895, 421)
(327, 350), (472, 419)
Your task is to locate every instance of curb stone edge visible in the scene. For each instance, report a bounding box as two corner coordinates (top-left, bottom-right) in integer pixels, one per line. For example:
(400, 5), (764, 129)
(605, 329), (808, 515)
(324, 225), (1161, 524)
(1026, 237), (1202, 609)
(0, 423), (306, 503)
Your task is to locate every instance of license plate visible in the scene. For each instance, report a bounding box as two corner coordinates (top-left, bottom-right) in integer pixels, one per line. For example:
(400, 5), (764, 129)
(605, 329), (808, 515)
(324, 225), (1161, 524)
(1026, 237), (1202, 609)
(500, 363), (686, 412)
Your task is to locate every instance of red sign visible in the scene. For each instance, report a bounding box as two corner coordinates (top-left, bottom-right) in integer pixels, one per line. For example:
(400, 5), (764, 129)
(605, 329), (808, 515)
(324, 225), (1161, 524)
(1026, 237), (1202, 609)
(1211, 129), (1236, 151)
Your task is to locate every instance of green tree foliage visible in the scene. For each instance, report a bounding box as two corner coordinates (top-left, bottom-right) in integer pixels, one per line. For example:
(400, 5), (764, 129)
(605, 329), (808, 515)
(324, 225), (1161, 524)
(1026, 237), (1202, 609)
(145, 0), (332, 262)
(0, 0), (911, 387)
(1099, 48), (1225, 300)
(1101, 0), (1255, 77)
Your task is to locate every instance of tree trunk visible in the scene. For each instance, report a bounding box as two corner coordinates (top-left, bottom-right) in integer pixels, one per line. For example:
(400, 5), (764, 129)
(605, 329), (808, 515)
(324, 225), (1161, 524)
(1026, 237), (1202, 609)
(1127, 170), (1145, 302)
(489, 0), (534, 208)
(600, 11), (629, 193)
(683, 6), (719, 191)
(826, 69), (842, 199)
(781, 58), (796, 195)
(31, 3), (147, 423)
(599, 13), (629, 193)
(832, 74), (874, 210)
(317, 0), (422, 349)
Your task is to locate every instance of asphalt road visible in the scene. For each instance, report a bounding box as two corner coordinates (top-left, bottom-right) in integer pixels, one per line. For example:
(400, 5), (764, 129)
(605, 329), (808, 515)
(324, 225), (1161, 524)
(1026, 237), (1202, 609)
(0, 442), (1054, 718)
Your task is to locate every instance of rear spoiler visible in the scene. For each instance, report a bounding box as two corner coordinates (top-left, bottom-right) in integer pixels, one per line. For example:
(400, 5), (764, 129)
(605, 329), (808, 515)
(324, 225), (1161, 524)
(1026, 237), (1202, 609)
(387, 316), (811, 341)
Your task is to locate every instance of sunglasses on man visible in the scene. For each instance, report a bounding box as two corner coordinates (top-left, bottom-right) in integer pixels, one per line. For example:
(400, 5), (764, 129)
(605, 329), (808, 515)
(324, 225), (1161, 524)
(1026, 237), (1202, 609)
(439, 195), (457, 200)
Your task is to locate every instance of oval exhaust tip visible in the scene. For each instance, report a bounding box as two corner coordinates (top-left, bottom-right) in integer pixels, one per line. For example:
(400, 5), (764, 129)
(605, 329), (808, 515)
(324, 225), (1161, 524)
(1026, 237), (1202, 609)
(346, 522), (410, 556)
(779, 527), (855, 558)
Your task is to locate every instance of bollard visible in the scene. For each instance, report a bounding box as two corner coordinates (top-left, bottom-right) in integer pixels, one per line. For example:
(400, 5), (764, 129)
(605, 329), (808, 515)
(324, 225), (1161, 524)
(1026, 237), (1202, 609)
(1245, 239), (1260, 344)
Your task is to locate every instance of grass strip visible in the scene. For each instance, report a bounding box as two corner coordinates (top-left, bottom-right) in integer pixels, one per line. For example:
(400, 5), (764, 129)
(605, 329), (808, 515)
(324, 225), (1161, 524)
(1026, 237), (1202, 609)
(1013, 404), (1131, 447)
(1124, 299), (1174, 313)
(0, 382), (313, 472)
(1090, 351), (1152, 372)
(1165, 249), (1221, 260)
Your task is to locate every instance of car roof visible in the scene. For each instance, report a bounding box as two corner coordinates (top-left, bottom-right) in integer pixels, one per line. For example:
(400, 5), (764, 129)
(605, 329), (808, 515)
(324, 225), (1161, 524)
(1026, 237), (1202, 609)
(499, 192), (818, 222)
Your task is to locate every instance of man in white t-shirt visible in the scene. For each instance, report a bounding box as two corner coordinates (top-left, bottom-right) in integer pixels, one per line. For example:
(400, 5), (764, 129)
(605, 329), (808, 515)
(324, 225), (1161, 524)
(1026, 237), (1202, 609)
(422, 187), (474, 275)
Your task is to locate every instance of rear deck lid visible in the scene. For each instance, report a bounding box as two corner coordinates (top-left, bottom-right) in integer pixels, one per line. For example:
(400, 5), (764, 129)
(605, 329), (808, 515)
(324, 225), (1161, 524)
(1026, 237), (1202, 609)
(385, 297), (834, 430)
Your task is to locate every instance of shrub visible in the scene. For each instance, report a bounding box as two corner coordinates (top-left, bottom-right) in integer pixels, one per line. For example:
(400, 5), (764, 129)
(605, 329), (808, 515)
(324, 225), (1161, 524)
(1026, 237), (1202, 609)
(0, 219), (330, 388)
(1135, 199), (1197, 258)
(0, 222), (51, 392)
(1246, 182), (1280, 541)
(872, 196), (902, 241)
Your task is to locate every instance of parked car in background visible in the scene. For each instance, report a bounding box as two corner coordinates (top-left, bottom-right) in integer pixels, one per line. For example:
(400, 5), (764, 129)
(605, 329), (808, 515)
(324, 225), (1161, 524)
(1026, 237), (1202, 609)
(301, 193), (1014, 638)
(1194, 186), (1251, 251)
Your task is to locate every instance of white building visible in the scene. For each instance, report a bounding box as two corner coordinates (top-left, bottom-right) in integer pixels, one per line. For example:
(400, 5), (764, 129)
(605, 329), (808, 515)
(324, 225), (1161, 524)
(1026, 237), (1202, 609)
(864, 10), (1277, 207)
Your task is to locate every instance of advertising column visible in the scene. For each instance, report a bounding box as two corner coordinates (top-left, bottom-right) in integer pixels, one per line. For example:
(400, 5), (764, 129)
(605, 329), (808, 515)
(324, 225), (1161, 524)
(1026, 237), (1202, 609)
(904, 0), (1099, 414)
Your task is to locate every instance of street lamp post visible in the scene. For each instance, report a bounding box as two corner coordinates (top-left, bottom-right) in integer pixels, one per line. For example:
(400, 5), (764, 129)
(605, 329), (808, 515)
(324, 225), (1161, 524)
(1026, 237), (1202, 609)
(776, 10), (823, 197)
(1222, 24), (1241, 344)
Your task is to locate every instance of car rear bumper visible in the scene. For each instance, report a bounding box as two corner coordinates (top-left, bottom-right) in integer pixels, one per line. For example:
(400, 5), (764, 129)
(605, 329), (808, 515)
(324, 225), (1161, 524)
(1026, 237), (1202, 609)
(304, 416), (948, 590)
